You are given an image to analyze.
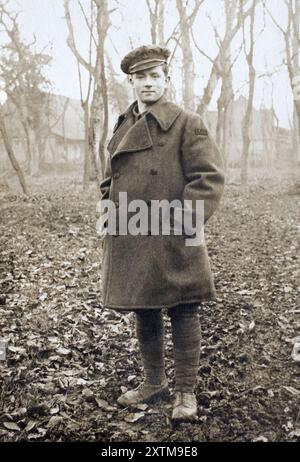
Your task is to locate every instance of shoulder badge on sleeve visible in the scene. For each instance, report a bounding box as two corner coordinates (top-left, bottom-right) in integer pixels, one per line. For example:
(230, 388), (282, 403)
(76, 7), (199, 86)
(194, 128), (208, 136)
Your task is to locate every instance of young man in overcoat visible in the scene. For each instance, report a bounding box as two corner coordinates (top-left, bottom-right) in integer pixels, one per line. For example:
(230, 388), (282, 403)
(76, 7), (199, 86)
(99, 45), (225, 421)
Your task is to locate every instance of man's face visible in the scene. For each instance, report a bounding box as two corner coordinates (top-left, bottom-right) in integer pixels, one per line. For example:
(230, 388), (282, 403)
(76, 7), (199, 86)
(130, 65), (168, 105)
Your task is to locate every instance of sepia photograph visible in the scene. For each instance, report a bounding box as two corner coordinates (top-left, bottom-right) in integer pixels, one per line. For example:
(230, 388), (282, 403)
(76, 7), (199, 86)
(0, 0), (299, 445)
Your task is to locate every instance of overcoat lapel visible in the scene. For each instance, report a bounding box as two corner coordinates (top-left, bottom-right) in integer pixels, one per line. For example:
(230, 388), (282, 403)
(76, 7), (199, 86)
(107, 95), (182, 159)
(111, 116), (153, 160)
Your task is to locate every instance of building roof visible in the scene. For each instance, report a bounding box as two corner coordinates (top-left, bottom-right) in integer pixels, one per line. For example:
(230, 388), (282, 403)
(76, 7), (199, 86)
(1, 93), (85, 141)
(48, 94), (85, 141)
(204, 95), (281, 142)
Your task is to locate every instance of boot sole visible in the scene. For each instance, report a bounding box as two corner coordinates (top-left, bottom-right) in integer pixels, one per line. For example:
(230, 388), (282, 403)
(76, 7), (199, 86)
(171, 412), (197, 422)
(171, 406), (198, 422)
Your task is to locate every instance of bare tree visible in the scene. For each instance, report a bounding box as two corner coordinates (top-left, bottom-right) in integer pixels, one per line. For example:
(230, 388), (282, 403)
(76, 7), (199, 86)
(241, 0), (257, 187)
(95, 0), (110, 184)
(0, 106), (28, 194)
(264, 0), (300, 163)
(0, 3), (52, 176)
(65, 0), (96, 189)
(145, 0), (165, 44)
(192, 0), (254, 117)
(106, 56), (130, 113)
(64, 0), (112, 189)
(215, 1), (241, 165)
(175, 0), (203, 110)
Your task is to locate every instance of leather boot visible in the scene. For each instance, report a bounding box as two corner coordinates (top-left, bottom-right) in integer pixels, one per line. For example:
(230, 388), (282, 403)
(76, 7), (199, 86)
(117, 377), (170, 407)
(117, 309), (169, 407)
(171, 391), (197, 421)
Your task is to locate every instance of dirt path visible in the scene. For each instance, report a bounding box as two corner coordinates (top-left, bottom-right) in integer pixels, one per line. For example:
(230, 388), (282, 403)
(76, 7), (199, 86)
(0, 170), (299, 442)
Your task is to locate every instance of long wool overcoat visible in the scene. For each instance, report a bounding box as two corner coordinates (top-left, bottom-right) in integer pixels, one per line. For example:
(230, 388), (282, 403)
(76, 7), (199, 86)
(99, 94), (225, 311)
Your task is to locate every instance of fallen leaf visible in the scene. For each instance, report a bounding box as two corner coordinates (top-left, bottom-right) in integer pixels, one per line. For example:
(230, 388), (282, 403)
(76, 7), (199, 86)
(56, 347), (71, 355)
(95, 398), (116, 412)
(7, 346), (26, 355)
(289, 428), (300, 438)
(283, 386), (300, 396)
(135, 403), (148, 411)
(237, 289), (257, 295)
(249, 320), (256, 331)
(39, 293), (48, 301)
(124, 412), (145, 423)
(253, 436), (268, 442)
(76, 378), (88, 385)
(50, 406), (60, 415)
(3, 422), (21, 432)
(25, 421), (36, 432)
(82, 388), (94, 398)
(47, 416), (63, 428)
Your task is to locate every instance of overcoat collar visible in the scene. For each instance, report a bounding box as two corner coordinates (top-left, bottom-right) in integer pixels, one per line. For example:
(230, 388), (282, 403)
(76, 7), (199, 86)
(108, 95), (182, 157)
(114, 94), (182, 133)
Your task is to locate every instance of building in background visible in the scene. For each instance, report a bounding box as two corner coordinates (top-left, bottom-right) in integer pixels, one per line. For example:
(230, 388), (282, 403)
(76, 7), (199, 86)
(205, 95), (294, 168)
(0, 93), (85, 173)
(0, 93), (295, 173)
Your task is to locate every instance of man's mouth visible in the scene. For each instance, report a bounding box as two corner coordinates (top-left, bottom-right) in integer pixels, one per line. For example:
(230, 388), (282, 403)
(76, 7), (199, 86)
(142, 91), (154, 93)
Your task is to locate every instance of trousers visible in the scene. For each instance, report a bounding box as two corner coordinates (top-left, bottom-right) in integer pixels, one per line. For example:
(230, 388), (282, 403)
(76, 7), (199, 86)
(134, 303), (201, 393)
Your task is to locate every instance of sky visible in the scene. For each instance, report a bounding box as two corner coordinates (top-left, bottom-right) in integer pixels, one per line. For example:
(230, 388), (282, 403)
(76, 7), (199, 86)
(1, 0), (295, 128)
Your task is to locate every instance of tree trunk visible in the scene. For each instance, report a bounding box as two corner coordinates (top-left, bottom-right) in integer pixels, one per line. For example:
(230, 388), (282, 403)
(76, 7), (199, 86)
(223, 96), (234, 168)
(0, 114), (28, 195)
(147, 0), (158, 44)
(82, 102), (90, 190)
(96, 0), (110, 180)
(37, 130), (48, 170)
(294, 101), (300, 163)
(158, 1), (165, 44)
(216, 4), (235, 166)
(7, 92), (33, 173)
(216, 95), (224, 148)
(241, 95), (253, 186)
(28, 128), (40, 176)
(88, 100), (101, 181)
(196, 0), (250, 117)
(241, 0), (257, 188)
(98, 56), (109, 180)
(176, 0), (195, 111)
(20, 119), (32, 173)
(62, 106), (69, 162)
(89, 71), (102, 181)
(197, 62), (220, 116)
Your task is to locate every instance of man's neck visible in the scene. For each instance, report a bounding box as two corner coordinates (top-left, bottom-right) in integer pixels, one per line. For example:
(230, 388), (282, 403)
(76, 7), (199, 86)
(136, 99), (150, 114)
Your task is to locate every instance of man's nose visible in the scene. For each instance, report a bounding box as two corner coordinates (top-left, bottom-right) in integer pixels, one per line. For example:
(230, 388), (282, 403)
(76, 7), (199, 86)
(144, 77), (153, 87)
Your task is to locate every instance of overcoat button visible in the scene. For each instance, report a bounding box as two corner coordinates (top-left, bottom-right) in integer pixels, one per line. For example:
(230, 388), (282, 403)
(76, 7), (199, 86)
(113, 172), (120, 179)
(150, 169), (158, 175)
(158, 141), (165, 146)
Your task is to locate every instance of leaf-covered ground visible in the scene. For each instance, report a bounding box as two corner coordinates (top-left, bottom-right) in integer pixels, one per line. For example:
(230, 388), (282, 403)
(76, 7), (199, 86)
(0, 168), (299, 442)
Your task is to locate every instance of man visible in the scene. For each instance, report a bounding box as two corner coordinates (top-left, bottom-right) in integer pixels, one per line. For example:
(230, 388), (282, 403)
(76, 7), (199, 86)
(99, 45), (225, 421)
